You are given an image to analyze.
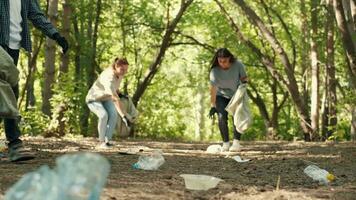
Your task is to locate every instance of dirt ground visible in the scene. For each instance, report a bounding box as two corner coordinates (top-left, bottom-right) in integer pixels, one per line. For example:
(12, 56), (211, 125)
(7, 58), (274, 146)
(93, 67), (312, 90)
(0, 137), (356, 200)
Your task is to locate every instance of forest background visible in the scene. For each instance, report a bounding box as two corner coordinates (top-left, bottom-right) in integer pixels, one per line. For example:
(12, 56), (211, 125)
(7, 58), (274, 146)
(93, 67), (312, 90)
(1, 0), (355, 143)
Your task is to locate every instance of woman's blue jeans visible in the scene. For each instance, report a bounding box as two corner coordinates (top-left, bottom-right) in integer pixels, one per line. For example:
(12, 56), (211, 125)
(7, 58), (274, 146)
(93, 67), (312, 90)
(87, 100), (118, 142)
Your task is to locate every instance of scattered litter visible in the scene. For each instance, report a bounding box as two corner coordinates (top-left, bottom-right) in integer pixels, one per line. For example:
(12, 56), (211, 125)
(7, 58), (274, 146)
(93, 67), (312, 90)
(118, 147), (144, 155)
(5, 153), (110, 200)
(132, 150), (165, 170)
(304, 165), (335, 185)
(206, 145), (222, 154)
(232, 155), (250, 163)
(180, 174), (223, 190)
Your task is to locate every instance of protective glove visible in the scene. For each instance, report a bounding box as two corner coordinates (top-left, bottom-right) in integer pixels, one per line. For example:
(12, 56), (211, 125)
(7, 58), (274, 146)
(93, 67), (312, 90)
(53, 33), (69, 54)
(208, 107), (217, 119)
(122, 115), (132, 128)
(118, 92), (128, 99)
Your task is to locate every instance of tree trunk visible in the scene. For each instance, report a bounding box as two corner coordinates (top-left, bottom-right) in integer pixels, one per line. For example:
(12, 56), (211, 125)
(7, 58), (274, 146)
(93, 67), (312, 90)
(310, 0), (320, 138)
(59, 0), (71, 74)
(42, 0), (59, 116)
(195, 83), (205, 141)
(132, 0), (194, 106)
(81, 0), (102, 136)
(333, 0), (356, 140)
(120, 0), (127, 56)
(333, 0), (356, 83)
(300, 0), (310, 110)
(322, 0), (337, 139)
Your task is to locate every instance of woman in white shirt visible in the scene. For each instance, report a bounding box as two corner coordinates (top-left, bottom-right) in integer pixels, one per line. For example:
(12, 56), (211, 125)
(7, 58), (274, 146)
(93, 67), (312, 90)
(86, 57), (132, 148)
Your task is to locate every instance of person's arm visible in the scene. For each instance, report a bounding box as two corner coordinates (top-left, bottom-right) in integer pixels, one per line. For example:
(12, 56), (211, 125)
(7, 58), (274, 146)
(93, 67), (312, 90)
(239, 61), (248, 83)
(112, 94), (133, 128)
(28, 0), (68, 53)
(27, 0), (58, 39)
(210, 85), (217, 108)
(112, 95), (128, 118)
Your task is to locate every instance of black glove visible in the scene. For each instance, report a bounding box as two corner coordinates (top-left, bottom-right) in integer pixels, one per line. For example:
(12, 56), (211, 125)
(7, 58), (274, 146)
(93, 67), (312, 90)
(53, 33), (69, 54)
(118, 92), (128, 99)
(208, 107), (217, 119)
(122, 115), (132, 128)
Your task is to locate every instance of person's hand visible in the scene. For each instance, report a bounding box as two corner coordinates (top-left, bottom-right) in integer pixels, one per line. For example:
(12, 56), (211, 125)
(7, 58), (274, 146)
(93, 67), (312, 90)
(118, 92), (128, 99)
(53, 33), (69, 54)
(122, 115), (132, 128)
(208, 107), (217, 119)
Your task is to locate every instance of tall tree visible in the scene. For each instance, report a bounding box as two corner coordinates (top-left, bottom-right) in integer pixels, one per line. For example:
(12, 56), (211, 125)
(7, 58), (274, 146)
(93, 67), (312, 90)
(80, 0), (103, 135)
(322, 0), (337, 139)
(42, 0), (59, 116)
(300, 0), (310, 109)
(333, 0), (356, 140)
(310, 0), (320, 136)
(59, 0), (71, 75)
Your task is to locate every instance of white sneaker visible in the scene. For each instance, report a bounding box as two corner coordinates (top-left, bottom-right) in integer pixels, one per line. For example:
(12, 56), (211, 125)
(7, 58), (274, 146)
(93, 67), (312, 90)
(229, 140), (242, 152)
(96, 142), (109, 149)
(222, 142), (230, 152)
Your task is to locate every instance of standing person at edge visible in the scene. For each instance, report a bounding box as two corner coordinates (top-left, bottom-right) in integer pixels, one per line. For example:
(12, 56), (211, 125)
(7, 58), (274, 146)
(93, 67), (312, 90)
(0, 0), (69, 162)
(86, 57), (133, 149)
(209, 48), (248, 152)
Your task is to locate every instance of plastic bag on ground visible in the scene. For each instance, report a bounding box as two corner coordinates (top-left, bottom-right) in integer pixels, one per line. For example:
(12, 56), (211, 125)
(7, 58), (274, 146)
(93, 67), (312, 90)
(133, 150), (165, 170)
(206, 145), (222, 154)
(180, 174), (223, 190)
(303, 165), (335, 185)
(5, 153), (110, 200)
(232, 155), (250, 163)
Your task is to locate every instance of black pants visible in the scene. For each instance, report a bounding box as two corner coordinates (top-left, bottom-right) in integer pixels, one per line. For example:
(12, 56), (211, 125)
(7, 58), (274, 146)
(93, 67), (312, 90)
(216, 95), (241, 142)
(1, 45), (22, 147)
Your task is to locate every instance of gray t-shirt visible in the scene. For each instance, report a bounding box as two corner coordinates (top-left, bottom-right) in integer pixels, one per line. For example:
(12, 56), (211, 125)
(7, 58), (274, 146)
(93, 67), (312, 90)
(209, 60), (247, 99)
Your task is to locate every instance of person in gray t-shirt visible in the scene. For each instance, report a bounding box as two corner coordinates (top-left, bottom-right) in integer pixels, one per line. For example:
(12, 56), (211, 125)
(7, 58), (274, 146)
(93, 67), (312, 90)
(208, 48), (248, 152)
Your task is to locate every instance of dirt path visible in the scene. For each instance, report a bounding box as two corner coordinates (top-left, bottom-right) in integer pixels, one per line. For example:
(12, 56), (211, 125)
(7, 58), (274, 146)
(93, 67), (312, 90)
(1, 137), (355, 199)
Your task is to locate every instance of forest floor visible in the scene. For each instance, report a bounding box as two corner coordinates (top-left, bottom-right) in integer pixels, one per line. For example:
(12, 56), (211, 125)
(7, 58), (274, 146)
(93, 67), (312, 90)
(0, 136), (356, 200)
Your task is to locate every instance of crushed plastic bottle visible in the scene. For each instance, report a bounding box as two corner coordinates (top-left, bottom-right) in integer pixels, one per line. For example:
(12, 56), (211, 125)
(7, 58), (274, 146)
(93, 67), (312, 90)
(304, 165), (335, 185)
(133, 150), (165, 170)
(4, 153), (110, 200)
(5, 166), (59, 200)
(56, 153), (110, 200)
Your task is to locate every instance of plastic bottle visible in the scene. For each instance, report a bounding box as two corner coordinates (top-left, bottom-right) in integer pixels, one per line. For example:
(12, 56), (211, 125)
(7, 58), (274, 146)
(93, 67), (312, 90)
(133, 150), (165, 170)
(56, 153), (110, 200)
(4, 153), (110, 200)
(304, 165), (335, 185)
(5, 166), (60, 200)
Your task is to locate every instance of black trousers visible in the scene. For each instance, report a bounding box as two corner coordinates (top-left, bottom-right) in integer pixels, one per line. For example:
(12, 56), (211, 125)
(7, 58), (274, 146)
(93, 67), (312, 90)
(216, 95), (241, 142)
(1, 45), (22, 147)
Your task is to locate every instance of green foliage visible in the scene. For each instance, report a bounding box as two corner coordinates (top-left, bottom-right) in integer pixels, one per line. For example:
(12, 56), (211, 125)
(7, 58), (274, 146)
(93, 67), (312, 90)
(20, 109), (50, 136)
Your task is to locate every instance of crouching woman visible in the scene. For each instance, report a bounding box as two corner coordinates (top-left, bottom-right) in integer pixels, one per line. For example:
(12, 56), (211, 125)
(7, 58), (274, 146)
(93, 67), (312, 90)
(86, 57), (132, 148)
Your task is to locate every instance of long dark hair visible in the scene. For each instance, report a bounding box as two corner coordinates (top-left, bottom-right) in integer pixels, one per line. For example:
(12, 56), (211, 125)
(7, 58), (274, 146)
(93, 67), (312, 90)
(210, 48), (236, 70)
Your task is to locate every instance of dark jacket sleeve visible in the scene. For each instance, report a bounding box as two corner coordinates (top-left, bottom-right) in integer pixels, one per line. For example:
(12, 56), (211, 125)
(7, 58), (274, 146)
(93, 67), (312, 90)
(27, 0), (58, 39)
